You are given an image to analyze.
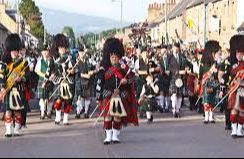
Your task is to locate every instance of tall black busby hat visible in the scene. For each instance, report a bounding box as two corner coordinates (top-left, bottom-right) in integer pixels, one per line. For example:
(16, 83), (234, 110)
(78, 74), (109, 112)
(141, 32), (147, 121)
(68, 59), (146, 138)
(53, 34), (69, 49)
(103, 38), (124, 59)
(101, 38), (125, 70)
(5, 34), (22, 52)
(229, 34), (244, 65)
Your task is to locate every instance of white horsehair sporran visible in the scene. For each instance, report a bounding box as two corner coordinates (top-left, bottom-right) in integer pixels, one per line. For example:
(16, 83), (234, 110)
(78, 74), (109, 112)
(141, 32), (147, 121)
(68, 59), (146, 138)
(175, 78), (183, 88)
(9, 88), (24, 110)
(109, 89), (127, 117)
(60, 80), (73, 100)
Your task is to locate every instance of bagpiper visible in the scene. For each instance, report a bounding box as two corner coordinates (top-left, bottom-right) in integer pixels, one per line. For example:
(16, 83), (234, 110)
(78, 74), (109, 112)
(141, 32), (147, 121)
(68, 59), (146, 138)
(75, 45), (97, 119)
(96, 38), (138, 145)
(168, 43), (187, 118)
(218, 50), (232, 130)
(35, 45), (55, 120)
(138, 74), (159, 123)
(0, 34), (30, 137)
(199, 40), (221, 124)
(228, 34), (244, 138)
(134, 46), (160, 118)
(51, 34), (75, 125)
(156, 45), (171, 113)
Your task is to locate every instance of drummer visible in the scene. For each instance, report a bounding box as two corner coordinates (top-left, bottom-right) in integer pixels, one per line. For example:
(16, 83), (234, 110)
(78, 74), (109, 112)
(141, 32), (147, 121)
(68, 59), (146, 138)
(168, 43), (188, 118)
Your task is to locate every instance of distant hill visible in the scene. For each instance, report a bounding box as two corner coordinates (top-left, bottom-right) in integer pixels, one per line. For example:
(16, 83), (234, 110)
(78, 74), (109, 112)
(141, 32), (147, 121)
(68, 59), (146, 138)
(41, 8), (130, 35)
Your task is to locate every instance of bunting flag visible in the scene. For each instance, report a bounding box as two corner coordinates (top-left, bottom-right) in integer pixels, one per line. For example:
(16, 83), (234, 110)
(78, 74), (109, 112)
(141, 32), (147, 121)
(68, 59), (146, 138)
(187, 19), (194, 29)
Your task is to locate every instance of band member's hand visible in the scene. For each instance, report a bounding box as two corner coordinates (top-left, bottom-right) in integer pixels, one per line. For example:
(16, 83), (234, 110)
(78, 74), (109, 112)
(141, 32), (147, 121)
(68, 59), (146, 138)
(120, 78), (128, 85)
(49, 74), (55, 81)
(149, 68), (155, 73)
(219, 91), (224, 99)
(88, 71), (94, 76)
(210, 65), (218, 73)
(68, 69), (75, 74)
(15, 77), (22, 82)
(138, 98), (144, 105)
(84, 74), (91, 79)
(179, 70), (186, 75)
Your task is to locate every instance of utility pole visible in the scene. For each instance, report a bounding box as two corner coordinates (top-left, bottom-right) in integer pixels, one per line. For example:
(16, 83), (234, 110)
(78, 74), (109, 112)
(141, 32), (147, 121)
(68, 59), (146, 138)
(164, 0), (168, 45)
(203, 0), (207, 46)
(120, 0), (123, 34)
(112, 0), (123, 34)
(16, 0), (20, 35)
(43, 13), (47, 45)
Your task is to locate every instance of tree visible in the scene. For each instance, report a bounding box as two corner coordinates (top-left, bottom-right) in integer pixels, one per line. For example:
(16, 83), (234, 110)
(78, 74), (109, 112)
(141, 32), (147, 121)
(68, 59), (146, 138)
(62, 26), (76, 49)
(19, 0), (44, 42)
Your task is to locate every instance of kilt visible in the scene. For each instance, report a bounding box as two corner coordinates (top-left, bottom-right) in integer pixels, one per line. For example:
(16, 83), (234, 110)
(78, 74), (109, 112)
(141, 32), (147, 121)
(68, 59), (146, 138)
(36, 79), (54, 99)
(233, 88), (244, 113)
(169, 78), (184, 97)
(141, 97), (159, 112)
(135, 76), (146, 99)
(74, 78), (94, 98)
(52, 82), (75, 101)
(202, 76), (219, 106)
(4, 87), (26, 111)
(158, 74), (170, 94)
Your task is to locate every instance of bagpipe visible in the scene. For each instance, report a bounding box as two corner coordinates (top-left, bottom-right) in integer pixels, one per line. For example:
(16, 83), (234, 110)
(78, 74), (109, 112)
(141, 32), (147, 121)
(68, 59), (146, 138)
(92, 61), (133, 126)
(0, 59), (29, 104)
(195, 63), (217, 106)
(48, 56), (81, 100)
(213, 62), (244, 111)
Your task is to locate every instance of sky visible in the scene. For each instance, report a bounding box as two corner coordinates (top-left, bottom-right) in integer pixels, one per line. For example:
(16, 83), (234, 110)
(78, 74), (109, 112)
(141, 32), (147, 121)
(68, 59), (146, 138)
(31, 0), (164, 22)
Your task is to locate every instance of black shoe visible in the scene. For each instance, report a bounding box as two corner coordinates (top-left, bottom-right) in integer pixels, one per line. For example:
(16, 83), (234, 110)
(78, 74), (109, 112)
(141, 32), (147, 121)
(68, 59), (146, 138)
(210, 121), (216, 124)
(84, 114), (89, 119)
(203, 121), (209, 124)
(46, 114), (52, 119)
(225, 125), (232, 131)
(40, 116), (45, 120)
(5, 134), (12, 138)
(13, 134), (21, 137)
(177, 113), (181, 118)
(147, 120), (152, 124)
(55, 122), (60, 125)
(104, 141), (111, 145)
(75, 114), (81, 119)
(64, 123), (70, 126)
(113, 140), (120, 144)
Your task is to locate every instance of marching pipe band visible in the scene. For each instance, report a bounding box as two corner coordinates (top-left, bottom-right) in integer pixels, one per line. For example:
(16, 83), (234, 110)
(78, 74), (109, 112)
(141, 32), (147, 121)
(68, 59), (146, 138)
(0, 32), (243, 142)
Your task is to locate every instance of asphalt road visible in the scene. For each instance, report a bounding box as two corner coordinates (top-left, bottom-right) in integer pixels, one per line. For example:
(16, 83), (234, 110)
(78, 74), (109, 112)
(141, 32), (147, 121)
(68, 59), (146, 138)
(0, 110), (243, 158)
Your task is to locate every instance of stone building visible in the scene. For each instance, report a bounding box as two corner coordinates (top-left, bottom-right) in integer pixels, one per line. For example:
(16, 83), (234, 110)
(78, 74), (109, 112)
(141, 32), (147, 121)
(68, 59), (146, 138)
(148, 0), (244, 48)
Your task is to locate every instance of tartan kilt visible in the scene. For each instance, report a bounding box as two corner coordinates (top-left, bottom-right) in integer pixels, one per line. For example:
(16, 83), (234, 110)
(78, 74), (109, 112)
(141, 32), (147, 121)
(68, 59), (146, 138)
(234, 88), (244, 113)
(36, 79), (54, 99)
(141, 97), (159, 112)
(169, 78), (184, 97)
(4, 88), (26, 111)
(52, 83), (75, 101)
